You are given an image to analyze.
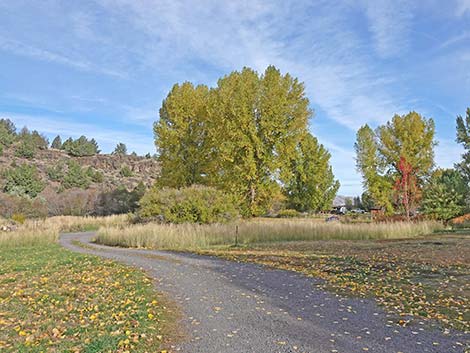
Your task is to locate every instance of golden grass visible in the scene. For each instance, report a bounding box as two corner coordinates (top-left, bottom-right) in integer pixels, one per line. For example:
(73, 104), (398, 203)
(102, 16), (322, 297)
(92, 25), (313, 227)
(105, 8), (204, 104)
(0, 215), (128, 248)
(96, 218), (444, 250)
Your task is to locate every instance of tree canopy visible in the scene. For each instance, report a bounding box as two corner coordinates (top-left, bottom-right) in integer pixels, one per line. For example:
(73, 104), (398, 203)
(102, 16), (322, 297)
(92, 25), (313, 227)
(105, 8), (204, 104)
(355, 112), (436, 214)
(154, 66), (338, 216)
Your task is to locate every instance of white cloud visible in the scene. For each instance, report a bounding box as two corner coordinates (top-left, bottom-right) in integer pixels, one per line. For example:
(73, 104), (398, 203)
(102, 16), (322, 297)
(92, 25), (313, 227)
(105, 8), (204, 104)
(0, 37), (126, 78)
(362, 0), (414, 58)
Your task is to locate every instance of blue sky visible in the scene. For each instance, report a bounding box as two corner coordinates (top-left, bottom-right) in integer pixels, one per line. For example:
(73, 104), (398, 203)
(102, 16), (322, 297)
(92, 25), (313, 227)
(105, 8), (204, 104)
(1, 0), (469, 195)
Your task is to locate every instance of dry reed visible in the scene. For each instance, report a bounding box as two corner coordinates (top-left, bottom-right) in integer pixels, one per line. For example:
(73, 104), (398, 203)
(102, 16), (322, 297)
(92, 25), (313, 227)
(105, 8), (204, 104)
(96, 218), (444, 250)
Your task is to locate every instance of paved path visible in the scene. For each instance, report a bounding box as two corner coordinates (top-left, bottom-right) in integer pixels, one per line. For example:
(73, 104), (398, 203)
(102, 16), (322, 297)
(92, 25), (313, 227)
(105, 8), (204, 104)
(60, 232), (469, 353)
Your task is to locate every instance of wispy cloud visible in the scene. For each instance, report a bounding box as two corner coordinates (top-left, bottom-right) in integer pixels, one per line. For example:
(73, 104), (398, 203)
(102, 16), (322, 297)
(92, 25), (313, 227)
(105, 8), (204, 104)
(0, 37), (125, 78)
(362, 0), (414, 58)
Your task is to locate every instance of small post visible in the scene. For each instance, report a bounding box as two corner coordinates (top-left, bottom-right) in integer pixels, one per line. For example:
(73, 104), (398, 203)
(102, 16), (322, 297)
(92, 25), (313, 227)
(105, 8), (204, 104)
(235, 225), (239, 247)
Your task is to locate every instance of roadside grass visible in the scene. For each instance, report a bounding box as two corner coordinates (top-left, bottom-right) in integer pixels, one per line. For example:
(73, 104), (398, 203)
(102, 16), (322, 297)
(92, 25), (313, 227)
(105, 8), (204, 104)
(95, 218), (444, 250)
(199, 235), (470, 332)
(0, 215), (128, 248)
(0, 244), (171, 353)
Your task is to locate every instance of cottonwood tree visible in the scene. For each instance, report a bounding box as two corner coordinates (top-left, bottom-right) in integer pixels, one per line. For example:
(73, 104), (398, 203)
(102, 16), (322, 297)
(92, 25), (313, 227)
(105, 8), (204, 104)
(456, 108), (470, 182)
(355, 112), (436, 215)
(355, 124), (393, 212)
(284, 133), (339, 212)
(154, 82), (210, 188)
(154, 66), (335, 216)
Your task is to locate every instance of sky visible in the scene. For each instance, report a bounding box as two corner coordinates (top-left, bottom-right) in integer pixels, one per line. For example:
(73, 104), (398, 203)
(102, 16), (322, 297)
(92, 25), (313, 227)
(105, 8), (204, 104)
(0, 0), (469, 195)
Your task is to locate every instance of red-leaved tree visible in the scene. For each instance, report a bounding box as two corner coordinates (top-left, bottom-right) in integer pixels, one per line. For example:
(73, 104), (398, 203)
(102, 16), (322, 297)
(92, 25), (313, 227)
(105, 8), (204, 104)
(394, 156), (420, 220)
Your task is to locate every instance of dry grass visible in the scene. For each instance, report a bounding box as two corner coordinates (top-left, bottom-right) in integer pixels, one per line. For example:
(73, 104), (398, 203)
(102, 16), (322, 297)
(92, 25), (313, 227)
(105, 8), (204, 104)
(96, 218), (444, 250)
(0, 215), (128, 248)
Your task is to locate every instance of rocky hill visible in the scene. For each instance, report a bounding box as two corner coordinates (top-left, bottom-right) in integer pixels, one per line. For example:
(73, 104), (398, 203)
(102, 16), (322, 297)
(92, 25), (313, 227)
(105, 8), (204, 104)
(0, 147), (160, 191)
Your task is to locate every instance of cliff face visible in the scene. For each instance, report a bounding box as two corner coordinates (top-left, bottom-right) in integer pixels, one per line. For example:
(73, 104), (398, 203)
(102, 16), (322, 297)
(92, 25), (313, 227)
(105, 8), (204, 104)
(0, 148), (160, 190)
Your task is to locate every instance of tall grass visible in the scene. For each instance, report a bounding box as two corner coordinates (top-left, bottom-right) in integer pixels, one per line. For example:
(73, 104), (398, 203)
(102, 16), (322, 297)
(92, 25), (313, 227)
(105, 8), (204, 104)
(0, 215), (128, 248)
(96, 219), (444, 250)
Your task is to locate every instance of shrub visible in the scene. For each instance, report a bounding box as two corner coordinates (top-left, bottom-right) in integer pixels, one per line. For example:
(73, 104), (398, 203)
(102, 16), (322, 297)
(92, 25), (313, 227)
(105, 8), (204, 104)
(15, 138), (36, 159)
(0, 193), (48, 218)
(86, 167), (104, 183)
(62, 160), (90, 189)
(11, 213), (26, 224)
(139, 185), (239, 224)
(97, 184), (145, 216)
(277, 209), (300, 218)
(120, 164), (133, 177)
(3, 164), (45, 197)
(47, 162), (65, 182)
(43, 188), (98, 216)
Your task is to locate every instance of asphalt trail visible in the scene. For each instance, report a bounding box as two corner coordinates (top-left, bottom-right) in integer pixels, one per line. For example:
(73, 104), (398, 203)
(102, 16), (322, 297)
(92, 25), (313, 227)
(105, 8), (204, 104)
(60, 232), (469, 353)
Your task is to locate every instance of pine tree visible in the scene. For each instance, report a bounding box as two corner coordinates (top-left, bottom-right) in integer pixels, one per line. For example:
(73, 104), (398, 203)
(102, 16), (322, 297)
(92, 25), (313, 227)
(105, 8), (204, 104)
(51, 135), (62, 149)
(113, 143), (127, 155)
(422, 169), (467, 220)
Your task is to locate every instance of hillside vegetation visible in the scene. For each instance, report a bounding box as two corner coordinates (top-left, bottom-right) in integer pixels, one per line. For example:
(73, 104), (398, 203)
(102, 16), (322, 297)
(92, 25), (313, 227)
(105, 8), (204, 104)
(0, 119), (159, 218)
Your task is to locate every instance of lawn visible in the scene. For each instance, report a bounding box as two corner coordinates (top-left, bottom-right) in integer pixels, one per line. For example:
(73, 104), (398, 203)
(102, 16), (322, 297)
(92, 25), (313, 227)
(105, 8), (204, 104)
(0, 244), (171, 353)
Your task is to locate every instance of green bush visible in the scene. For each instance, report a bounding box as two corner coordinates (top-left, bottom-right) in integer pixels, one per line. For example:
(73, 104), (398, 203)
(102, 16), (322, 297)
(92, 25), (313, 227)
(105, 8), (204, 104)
(47, 163), (65, 182)
(86, 167), (104, 183)
(15, 138), (36, 159)
(139, 185), (239, 224)
(11, 213), (26, 224)
(277, 209), (300, 218)
(62, 160), (90, 189)
(120, 164), (133, 177)
(3, 164), (45, 198)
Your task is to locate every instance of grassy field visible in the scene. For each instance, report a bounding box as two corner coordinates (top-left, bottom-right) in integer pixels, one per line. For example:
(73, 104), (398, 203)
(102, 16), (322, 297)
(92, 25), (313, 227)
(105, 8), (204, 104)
(96, 218), (444, 250)
(95, 219), (469, 332)
(0, 215), (128, 248)
(0, 215), (173, 352)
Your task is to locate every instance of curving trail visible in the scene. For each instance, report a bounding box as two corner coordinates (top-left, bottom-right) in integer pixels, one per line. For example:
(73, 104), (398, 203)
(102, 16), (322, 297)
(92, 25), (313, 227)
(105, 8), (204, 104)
(60, 232), (469, 353)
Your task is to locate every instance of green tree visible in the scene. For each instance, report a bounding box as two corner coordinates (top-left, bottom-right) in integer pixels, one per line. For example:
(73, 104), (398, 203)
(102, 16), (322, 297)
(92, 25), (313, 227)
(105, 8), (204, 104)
(208, 66), (311, 215)
(284, 133), (339, 212)
(456, 107), (470, 182)
(422, 169), (467, 220)
(63, 136), (100, 156)
(51, 135), (62, 149)
(355, 113), (435, 215)
(355, 124), (393, 212)
(154, 66), (331, 217)
(0, 118), (16, 147)
(113, 143), (127, 155)
(155, 82), (210, 187)
(15, 137), (36, 159)
(3, 164), (45, 198)
(61, 137), (73, 151)
(378, 112), (435, 179)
